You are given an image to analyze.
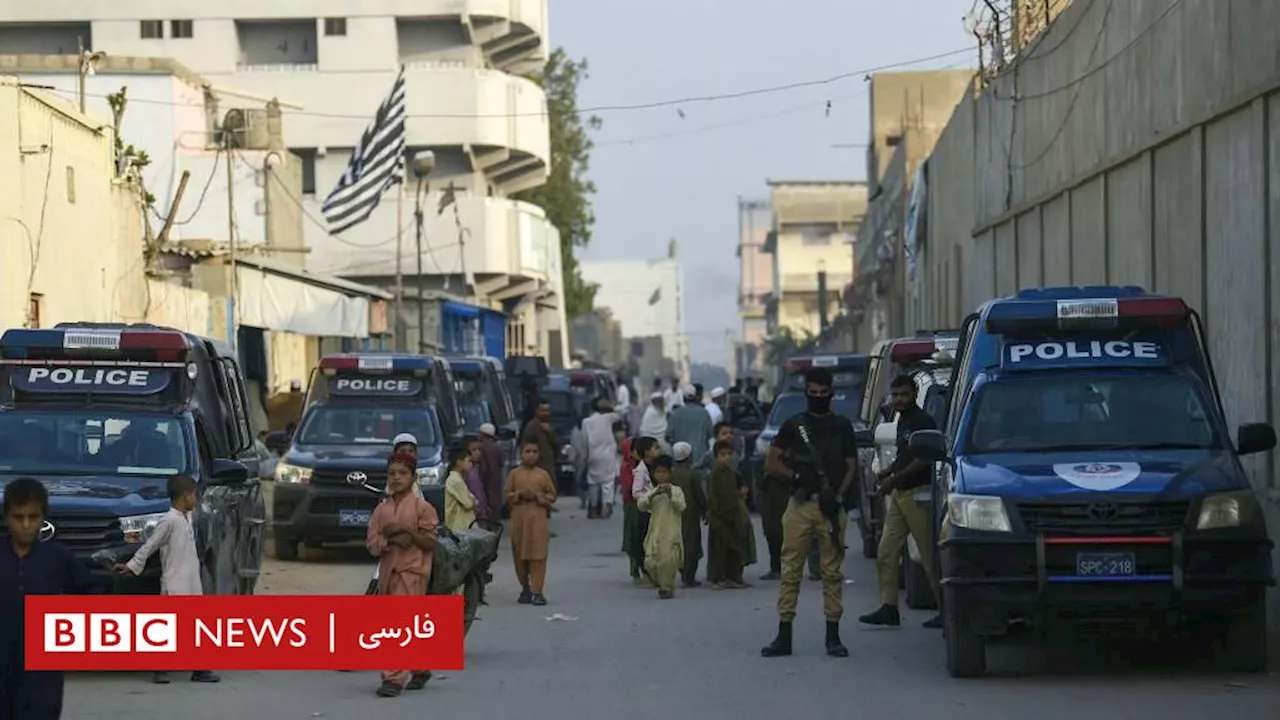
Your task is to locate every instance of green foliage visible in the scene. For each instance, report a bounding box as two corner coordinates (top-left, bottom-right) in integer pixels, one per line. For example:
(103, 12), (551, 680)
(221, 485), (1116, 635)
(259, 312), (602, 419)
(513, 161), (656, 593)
(106, 87), (153, 192)
(515, 49), (602, 319)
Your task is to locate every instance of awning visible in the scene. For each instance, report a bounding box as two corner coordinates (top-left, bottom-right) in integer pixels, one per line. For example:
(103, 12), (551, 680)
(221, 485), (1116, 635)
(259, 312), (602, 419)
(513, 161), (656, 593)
(442, 300), (481, 320)
(234, 256), (392, 338)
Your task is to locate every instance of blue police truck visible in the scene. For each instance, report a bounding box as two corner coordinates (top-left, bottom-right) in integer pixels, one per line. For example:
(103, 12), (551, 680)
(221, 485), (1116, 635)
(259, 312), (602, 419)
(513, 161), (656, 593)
(0, 324), (265, 595)
(909, 287), (1277, 677)
(271, 353), (464, 561)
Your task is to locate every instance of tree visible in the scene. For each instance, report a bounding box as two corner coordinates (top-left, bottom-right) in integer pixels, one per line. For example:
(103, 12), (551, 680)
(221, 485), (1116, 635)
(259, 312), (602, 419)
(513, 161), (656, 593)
(516, 48), (602, 319)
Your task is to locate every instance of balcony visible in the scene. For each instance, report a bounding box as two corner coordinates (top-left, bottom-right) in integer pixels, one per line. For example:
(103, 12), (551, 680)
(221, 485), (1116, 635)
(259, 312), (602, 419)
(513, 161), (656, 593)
(304, 195), (560, 286)
(214, 66), (548, 191)
(780, 272), (854, 294)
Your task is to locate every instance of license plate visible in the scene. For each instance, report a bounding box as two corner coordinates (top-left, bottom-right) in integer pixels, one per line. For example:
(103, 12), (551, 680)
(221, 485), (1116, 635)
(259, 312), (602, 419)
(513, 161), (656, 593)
(338, 509), (371, 527)
(1076, 552), (1136, 577)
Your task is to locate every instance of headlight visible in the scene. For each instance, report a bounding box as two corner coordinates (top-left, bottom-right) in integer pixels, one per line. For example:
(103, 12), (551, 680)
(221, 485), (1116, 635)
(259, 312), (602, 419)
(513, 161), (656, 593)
(948, 494), (1011, 532)
(120, 512), (168, 544)
(275, 463), (312, 484)
(416, 465), (443, 488)
(1196, 490), (1257, 530)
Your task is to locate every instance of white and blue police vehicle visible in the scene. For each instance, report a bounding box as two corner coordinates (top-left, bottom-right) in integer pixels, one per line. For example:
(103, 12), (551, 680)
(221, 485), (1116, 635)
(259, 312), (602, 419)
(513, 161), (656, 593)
(271, 353), (465, 561)
(0, 324), (265, 595)
(909, 287), (1276, 677)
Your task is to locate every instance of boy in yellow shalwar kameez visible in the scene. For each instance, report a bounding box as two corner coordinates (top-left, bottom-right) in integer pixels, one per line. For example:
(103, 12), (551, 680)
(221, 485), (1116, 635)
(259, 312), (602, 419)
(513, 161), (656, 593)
(639, 455), (686, 599)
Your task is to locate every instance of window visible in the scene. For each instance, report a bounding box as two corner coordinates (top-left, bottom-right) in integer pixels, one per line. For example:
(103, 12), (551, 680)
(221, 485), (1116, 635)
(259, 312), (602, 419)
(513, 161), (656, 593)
(0, 410), (190, 475)
(886, 134), (902, 147)
(65, 166), (75, 204)
(964, 375), (1216, 454)
(171, 20), (193, 38)
(27, 294), (42, 329)
(140, 20), (164, 39)
(292, 148), (317, 194)
(323, 18), (347, 36)
(297, 406), (437, 447)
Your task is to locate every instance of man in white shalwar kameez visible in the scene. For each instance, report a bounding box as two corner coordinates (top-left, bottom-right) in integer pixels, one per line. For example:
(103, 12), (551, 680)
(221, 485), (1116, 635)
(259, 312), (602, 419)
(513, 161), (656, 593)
(581, 399), (622, 518)
(640, 392), (669, 452)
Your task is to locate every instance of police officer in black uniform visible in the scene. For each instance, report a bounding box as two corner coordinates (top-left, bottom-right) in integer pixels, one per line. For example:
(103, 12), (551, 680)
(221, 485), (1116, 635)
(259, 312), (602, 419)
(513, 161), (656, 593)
(760, 366), (859, 657)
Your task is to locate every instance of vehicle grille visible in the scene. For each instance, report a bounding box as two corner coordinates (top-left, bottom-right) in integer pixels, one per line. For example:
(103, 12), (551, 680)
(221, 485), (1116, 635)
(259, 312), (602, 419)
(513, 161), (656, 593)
(1017, 501), (1190, 534)
(311, 469), (386, 487)
(0, 515), (122, 556)
(311, 495), (382, 515)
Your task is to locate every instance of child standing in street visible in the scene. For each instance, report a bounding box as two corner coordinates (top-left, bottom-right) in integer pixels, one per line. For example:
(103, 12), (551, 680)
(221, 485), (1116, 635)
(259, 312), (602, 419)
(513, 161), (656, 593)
(669, 442), (707, 587)
(639, 456), (686, 599)
(619, 436), (640, 581)
(629, 437), (662, 587)
(706, 441), (749, 589)
(366, 450), (438, 698)
(117, 474), (220, 685)
(444, 443), (478, 533)
(505, 441), (557, 606)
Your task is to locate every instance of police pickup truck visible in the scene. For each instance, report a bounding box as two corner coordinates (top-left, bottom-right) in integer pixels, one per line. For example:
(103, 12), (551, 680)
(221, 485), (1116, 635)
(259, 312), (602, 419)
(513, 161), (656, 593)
(271, 354), (464, 561)
(909, 287), (1277, 677)
(0, 325), (265, 595)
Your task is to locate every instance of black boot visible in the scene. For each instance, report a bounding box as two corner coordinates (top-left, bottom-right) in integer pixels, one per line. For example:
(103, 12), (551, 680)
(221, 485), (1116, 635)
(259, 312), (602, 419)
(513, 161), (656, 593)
(761, 621), (793, 657)
(825, 621), (849, 657)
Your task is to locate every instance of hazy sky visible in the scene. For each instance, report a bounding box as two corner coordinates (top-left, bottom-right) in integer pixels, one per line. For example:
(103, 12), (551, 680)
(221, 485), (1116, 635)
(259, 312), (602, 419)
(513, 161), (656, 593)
(552, 0), (977, 369)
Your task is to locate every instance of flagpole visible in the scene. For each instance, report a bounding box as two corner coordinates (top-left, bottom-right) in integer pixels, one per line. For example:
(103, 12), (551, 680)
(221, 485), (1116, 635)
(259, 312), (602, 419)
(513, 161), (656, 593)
(395, 178), (405, 351)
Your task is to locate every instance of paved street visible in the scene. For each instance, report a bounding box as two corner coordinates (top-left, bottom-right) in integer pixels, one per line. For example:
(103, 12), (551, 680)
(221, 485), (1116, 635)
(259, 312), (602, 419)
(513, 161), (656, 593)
(66, 499), (1279, 719)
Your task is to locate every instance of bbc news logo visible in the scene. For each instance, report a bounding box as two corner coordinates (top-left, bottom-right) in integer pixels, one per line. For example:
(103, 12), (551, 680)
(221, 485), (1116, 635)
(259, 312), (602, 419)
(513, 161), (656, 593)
(25, 595), (464, 671)
(46, 613), (177, 652)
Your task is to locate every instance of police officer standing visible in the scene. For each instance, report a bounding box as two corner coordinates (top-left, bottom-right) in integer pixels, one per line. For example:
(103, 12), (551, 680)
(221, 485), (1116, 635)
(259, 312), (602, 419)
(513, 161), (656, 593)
(760, 366), (858, 657)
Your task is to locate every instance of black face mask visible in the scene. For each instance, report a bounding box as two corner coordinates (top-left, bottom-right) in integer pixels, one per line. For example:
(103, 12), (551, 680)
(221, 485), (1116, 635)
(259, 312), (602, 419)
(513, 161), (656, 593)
(806, 395), (832, 414)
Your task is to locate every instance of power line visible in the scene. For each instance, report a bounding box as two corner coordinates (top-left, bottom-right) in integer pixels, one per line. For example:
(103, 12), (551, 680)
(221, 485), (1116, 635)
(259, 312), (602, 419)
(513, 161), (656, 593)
(48, 46), (976, 121)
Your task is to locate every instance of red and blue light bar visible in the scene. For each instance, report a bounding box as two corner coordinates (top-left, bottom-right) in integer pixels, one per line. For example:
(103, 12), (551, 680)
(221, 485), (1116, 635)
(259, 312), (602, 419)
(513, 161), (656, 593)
(318, 354), (433, 374)
(985, 295), (1188, 334)
(0, 328), (189, 361)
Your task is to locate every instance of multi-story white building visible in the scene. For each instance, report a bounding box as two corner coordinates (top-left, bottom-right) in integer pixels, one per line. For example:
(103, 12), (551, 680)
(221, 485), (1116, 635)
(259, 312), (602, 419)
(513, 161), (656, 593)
(579, 258), (689, 382)
(0, 1), (568, 364)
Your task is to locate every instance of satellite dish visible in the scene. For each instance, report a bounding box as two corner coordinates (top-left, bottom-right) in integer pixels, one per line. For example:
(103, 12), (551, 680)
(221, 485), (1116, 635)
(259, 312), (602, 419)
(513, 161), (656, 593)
(222, 109), (246, 149)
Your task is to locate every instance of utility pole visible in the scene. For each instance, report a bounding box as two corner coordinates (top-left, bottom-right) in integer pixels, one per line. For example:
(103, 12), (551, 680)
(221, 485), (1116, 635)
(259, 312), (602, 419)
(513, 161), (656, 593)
(394, 180), (405, 351)
(77, 37), (86, 114)
(224, 135), (237, 351)
(411, 152), (436, 353)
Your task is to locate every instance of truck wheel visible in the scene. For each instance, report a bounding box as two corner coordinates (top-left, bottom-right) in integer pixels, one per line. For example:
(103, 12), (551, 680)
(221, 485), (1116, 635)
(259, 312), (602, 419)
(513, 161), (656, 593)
(275, 537), (299, 562)
(943, 587), (986, 678)
(904, 556), (937, 610)
(1222, 594), (1267, 672)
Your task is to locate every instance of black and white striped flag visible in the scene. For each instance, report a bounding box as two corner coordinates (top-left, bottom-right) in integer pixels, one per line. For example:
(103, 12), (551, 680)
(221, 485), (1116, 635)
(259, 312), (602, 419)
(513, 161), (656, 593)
(322, 66), (407, 235)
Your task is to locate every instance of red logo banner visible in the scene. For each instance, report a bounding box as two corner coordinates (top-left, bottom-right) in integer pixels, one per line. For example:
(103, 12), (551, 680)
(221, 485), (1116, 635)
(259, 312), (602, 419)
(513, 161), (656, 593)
(24, 595), (465, 671)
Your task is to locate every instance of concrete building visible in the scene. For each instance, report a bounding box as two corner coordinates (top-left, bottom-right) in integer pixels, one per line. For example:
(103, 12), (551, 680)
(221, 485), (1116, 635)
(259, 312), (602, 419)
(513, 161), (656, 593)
(847, 69), (974, 349)
(762, 181), (865, 345)
(579, 257), (688, 382)
(0, 0), (566, 364)
(570, 307), (624, 369)
(735, 197), (772, 381)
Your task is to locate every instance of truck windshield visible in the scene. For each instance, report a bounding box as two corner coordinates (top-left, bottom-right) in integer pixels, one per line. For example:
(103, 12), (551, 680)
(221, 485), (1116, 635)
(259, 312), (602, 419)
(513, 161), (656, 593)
(460, 400), (491, 432)
(965, 374), (1218, 453)
(297, 406), (437, 447)
(0, 410), (188, 475)
(767, 393), (859, 428)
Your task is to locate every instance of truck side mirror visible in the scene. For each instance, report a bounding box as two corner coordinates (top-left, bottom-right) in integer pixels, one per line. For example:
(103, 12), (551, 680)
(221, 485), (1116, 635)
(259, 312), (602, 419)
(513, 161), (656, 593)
(1237, 423), (1277, 456)
(208, 459), (250, 486)
(908, 430), (949, 464)
(264, 430), (291, 453)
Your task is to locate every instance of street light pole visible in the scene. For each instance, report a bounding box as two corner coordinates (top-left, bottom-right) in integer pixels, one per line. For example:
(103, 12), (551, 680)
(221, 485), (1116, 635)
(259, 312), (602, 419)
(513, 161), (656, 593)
(410, 152), (436, 354)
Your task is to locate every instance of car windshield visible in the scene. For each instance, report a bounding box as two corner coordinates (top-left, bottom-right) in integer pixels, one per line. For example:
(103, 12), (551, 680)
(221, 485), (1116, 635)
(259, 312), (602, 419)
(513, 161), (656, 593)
(544, 393), (577, 418)
(0, 410), (188, 475)
(297, 406), (437, 447)
(965, 374), (1218, 453)
(767, 392), (859, 428)
(460, 401), (491, 432)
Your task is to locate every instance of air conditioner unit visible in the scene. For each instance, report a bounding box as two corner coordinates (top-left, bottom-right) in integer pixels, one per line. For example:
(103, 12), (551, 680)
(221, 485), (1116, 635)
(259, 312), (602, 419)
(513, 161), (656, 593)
(221, 108), (271, 150)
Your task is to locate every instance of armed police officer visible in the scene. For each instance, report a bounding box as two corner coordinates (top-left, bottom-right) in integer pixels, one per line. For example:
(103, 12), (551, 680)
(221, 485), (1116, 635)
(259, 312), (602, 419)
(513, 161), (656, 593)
(760, 366), (858, 658)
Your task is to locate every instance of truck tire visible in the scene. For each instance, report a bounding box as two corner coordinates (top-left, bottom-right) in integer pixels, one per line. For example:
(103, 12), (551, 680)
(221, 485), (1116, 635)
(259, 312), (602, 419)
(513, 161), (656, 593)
(943, 587), (986, 678)
(275, 537), (299, 562)
(904, 555), (936, 610)
(1222, 594), (1267, 672)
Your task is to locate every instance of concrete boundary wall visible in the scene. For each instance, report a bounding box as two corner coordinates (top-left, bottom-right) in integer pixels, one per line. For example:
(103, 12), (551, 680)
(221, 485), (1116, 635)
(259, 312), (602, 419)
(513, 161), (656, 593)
(918, 0), (1280, 628)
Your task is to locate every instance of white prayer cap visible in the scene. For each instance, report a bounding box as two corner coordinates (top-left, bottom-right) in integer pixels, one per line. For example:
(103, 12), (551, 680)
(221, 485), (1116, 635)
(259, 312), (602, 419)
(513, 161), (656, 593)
(478, 423), (496, 437)
(682, 384), (697, 397)
(710, 387), (726, 399)
(392, 433), (417, 446)
(672, 442), (692, 461)
(650, 391), (664, 400)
